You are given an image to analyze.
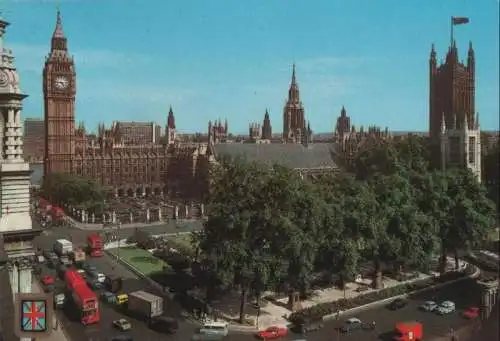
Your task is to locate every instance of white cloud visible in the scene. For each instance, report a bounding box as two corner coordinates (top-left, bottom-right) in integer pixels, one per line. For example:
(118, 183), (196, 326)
(9, 43), (151, 74)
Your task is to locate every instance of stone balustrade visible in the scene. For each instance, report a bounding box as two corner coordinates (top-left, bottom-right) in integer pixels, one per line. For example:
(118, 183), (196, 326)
(66, 202), (206, 225)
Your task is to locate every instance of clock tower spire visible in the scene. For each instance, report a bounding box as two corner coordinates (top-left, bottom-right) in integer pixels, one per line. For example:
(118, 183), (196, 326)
(43, 9), (76, 176)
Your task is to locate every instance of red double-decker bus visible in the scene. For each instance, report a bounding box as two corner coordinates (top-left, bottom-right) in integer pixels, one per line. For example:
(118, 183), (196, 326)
(65, 270), (100, 325)
(87, 232), (104, 257)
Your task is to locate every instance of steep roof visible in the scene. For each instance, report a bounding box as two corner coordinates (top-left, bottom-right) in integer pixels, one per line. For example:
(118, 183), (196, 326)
(212, 143), (337, 169)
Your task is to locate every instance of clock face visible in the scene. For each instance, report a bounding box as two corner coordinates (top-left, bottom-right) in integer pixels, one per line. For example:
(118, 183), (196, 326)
(54, 76), (69, 90)
(0, 70), (9, 87)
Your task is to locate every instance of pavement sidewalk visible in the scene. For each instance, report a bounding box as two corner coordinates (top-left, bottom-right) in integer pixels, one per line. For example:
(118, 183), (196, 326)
(66, 215), (200, 230)
(31, 281), (68, 341)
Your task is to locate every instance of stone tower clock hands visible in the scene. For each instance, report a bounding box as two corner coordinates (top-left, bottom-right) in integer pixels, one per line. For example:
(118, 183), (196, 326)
(54, 76), (69, 90)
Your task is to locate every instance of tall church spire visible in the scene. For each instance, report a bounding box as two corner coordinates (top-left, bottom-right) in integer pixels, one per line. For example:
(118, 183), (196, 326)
(288, 63), (300, 103)
(53, 9), (65, 38)
(51, 9), (68, 52)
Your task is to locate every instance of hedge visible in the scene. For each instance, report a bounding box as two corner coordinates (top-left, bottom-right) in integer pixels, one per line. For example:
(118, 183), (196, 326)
(289, 266), (474, 325)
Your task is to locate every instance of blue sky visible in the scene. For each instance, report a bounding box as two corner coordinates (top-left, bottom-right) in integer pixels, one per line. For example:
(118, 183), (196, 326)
(3, 0), (499, 134)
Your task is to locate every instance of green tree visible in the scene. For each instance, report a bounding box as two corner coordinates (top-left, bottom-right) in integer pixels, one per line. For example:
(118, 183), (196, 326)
(482, 139), (499, 213)
(315, 172), (361, 288)
(393, 135), (431, 174)
(370, 174), (438, 275)
(257, 165), (321, 302)
(445, 168), (497, 265)
(199, 158), (279, 323)
(414, 169), (496, 272)
(41, 172), (104, 207)
(350, 135), (430, 180)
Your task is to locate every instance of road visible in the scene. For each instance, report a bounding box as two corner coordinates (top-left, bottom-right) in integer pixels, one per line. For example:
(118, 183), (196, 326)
(34, 219), (201, 249)
(34, 220), (483, 341)
(46, 255), (480, 341)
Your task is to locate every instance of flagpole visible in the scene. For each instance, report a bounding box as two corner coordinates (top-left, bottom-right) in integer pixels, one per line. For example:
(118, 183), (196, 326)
(450, 16), (454, 46)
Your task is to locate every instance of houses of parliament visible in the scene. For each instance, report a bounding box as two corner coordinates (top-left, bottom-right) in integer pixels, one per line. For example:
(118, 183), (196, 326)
(23, 10), (496, 199)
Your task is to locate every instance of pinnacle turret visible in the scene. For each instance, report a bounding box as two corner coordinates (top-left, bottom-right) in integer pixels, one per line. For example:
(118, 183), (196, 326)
(53, 10), (65, 39)
(167, 106), (175, 129)
(288, 63), (300, 103)
(50, 9), (69, 53)
(440, 112), (446, 133)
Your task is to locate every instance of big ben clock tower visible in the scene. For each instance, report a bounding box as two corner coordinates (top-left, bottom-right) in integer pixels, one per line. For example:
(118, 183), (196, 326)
(43, 10), (76, 176)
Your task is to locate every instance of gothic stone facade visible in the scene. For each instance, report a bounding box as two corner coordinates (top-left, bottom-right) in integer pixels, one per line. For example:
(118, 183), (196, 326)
(43, 11), (207, 198)
(430, 41), (481, 178)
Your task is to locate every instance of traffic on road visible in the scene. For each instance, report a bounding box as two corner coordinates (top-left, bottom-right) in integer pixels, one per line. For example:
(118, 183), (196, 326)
(35, 215), (492, 341)
(32, 228), (479, 341)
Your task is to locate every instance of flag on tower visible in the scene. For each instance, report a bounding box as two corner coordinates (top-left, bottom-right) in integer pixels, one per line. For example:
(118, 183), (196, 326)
(452, 17), (469, 25)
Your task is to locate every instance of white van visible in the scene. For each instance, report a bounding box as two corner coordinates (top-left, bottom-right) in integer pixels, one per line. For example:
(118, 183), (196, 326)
(199, 321), (228, 336)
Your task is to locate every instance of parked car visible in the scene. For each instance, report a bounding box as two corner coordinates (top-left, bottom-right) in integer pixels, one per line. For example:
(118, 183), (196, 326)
(419, 301), (438, 312)
(388, 298), (408, 310)
(257, 326), (288, 339)
(463, 306), (480, 319)
(436, 301), (456, 315)
(113, 318), (132, 331)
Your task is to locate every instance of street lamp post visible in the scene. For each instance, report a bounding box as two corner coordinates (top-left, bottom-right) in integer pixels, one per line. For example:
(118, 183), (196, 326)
(117, 220), (121, 262)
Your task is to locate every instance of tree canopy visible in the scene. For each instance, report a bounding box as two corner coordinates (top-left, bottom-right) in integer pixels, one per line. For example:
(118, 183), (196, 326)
(41, 172), (105, 208)
(197, 140), (497, 322)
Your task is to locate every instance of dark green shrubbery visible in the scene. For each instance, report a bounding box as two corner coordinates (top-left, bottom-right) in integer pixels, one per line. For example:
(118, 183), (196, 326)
(288, 268), (471, 324)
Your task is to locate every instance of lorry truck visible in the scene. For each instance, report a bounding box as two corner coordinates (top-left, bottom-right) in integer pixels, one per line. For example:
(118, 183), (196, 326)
(104, 275), (123, 293)
(87, 232), (104, 257)
(65, 269), (100, 325)
(126, 290), (164, 320)
(54, 239), (73, 256)
(393, 322), (423, 341)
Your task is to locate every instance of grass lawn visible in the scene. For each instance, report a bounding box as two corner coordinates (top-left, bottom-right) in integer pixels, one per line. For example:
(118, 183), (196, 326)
(167, 233), (196, 251)
(108, 246), (168, 276)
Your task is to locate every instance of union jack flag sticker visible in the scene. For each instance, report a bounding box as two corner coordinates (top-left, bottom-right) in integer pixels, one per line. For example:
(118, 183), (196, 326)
(21, 300), (47, 332)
